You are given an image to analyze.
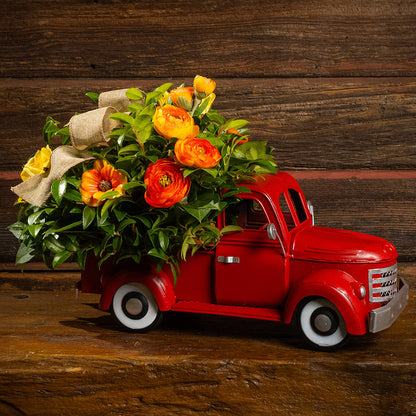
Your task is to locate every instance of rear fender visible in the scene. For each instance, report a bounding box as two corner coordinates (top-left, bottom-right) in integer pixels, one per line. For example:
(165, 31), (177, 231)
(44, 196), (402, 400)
(99, 269), (176, 312)
(283, 269), (368, 335)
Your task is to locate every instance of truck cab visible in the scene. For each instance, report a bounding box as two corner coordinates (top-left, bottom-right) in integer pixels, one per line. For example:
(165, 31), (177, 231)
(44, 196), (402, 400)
(79, 173), (409, 350)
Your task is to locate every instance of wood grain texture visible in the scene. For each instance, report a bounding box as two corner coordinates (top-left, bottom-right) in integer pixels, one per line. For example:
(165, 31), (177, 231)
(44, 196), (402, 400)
(0, 0), (415, 78)
(0, 286), (414, 415)
(1, 77), (416, 171)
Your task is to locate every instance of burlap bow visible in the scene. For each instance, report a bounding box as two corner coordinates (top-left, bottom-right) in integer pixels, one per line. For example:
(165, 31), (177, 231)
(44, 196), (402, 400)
(11, 88), (139, 206)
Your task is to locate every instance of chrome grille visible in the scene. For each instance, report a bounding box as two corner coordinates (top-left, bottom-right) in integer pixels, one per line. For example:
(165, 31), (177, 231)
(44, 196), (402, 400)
(368, 264), (398, 303)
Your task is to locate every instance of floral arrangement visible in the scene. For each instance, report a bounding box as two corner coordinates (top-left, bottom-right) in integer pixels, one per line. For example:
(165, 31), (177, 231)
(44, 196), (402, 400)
(9, 76), (276, 277)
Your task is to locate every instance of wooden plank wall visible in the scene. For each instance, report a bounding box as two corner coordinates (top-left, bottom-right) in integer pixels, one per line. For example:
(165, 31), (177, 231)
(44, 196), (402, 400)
(0, 0), (415, 267)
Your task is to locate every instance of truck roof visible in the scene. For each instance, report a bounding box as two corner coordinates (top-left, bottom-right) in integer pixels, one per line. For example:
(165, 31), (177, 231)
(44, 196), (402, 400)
(238, 172), (303, 200)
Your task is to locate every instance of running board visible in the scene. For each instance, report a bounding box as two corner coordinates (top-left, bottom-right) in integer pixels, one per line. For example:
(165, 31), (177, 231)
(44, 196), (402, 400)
(171, 300), (282, 322)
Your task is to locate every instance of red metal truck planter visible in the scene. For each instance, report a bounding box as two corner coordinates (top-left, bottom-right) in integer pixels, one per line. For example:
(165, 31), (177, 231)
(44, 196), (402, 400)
(79, 172), (409, 350)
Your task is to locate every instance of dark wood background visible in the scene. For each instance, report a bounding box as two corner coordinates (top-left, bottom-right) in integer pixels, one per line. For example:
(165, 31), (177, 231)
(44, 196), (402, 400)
(1, 0), (415, 265)
(0, 1), (415, 415)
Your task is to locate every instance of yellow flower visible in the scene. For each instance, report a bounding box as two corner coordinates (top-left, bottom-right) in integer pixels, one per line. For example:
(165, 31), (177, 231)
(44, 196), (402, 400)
(152, 105), (199, 140)
(20, 145), (52, 181)
(193, 75), (216, 98)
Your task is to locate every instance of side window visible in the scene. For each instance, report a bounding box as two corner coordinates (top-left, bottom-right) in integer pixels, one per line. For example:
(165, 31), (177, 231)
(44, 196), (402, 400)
(288, 189), (307, 223)
(224, 199), (268, 230)
(279, 194), (296, 231)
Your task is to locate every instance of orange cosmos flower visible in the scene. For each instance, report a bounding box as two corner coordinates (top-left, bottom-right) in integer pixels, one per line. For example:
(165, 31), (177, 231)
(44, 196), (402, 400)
(175, 136), (221, 169)
(144, 159), (191, 208)
(79, 160), (127, 207)
(152, 105), (199, 140)
(169, 87), (194, 111)
(193, 75), (216, 98)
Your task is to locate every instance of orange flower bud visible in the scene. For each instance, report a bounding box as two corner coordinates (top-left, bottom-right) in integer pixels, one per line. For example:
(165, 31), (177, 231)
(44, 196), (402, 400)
(227, 128), (249, 145)
(79, 160), (127, 207)
(175, 136), (221, 169)
(144, 159), (191, 208)
(193, 75), (216, 98)
(169, 87), (194, 111)
(152, 105), (199, 140)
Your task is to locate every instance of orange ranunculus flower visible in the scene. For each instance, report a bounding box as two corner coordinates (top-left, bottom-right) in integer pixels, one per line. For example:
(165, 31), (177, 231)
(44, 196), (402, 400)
(144, 159), (191, 208)
(152, 105), (199, 140)
(79, 160), (127, 207)
(169, 87), (194, 111)
(227, 128), (249, 145)
(193, 75), (216, 98)
(174, 136), (221, 169)
(20, 145), (52, 181)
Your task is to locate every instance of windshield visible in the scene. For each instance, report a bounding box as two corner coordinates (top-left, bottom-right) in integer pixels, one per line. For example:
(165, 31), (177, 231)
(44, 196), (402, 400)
(279, 188), (308, 231)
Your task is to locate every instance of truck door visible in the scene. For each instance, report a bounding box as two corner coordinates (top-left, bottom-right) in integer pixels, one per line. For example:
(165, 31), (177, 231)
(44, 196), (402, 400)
(215, 194), (287, 308)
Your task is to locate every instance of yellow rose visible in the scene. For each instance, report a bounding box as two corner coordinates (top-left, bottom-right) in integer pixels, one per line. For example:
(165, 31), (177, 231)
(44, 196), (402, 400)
(20, 145), (52, 181)
(152, 105), (199, 140)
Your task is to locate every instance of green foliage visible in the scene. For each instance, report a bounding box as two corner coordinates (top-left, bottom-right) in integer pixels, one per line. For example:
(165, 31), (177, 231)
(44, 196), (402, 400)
(9, 80), (277, 277)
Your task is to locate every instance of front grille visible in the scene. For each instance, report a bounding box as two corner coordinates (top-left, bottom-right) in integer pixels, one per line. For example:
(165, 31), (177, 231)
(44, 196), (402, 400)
(368, 264), (398, 303)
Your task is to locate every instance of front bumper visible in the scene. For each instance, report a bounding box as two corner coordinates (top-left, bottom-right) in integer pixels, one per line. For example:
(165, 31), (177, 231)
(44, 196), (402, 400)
(369, 278), (409, 333)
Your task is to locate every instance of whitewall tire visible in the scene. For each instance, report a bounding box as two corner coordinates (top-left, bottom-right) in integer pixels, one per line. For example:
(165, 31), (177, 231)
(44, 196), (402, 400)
(111, 282), (162, 332)
(297, 297), (349, 350)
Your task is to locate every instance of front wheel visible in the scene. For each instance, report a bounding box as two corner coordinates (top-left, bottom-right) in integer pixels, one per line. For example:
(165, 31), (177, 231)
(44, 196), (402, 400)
(111, 282), (162, 332)
(297, 297), (349, 351)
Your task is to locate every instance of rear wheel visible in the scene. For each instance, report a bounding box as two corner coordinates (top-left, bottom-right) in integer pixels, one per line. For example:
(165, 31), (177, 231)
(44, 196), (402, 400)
(297, 297), (349, 351)
(111, 282), (162, 332)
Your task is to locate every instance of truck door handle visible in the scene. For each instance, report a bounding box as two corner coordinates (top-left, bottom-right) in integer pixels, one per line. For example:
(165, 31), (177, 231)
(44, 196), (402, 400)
(217, 256), (240, 264)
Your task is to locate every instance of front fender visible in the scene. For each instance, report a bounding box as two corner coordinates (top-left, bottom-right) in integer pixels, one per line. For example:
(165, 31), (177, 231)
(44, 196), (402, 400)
(283, 269), (368, 335)
(99, 269), (176, 312)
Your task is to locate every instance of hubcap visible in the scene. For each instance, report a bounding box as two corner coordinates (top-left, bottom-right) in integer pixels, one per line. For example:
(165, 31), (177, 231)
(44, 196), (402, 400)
(310, 307), (339, 336)
(122, 292), (149, 320)
(125, 297), (143, 316)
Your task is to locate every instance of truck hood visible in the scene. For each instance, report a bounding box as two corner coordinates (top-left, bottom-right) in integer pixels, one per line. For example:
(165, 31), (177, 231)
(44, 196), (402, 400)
(292, 226), (397, 263)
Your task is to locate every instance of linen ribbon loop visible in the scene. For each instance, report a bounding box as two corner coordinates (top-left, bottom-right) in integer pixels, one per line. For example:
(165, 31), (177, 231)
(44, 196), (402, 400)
(98, 88), (145, 113)
(69, 106), (120, 151)
(11, 146), (94, 207)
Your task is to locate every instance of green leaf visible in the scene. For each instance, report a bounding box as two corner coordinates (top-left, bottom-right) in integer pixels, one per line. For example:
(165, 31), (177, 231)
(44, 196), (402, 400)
(118, 143), (141, 155)
(86, 92), (99, 103)
(77, 249), (88, 270)
(118, 218), (136, 232)
(43, 220), (83, 237)
(158, 230), (169, 251)
(133, 115), (152, 132)
(126, 87), (144, 101)
(109, 113), (135, 125)
(97, 190), (121, 202)
(27, 224), (43, 238)
(220, 225), (243, 235)
(82, 206), (96, 229)
(148, 248), (168, 260)
(27, 210), (44, 226)
(15, 242), (36, 265)
(52, 251), (72, 268)
(44, 235), (67, 253)
(63, 189), (82, 202)
(223, 118), (249, 131)
(182, 205), (212, 222)
(122, 181), (145, 192)
(51, 179), (67, 205)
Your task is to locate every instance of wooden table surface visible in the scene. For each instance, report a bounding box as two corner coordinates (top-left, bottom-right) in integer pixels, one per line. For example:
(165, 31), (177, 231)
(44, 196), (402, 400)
(0, 270), (414, 416)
